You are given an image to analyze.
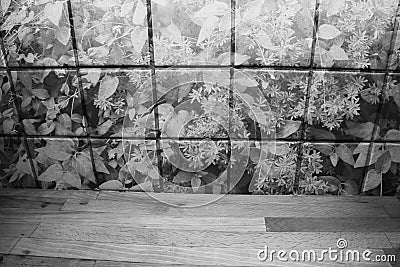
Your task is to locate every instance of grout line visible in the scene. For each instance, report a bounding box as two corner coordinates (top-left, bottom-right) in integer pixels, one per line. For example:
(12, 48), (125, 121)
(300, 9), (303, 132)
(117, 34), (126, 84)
(67, 0), (99, 185)
(5, 134), (400, 143)
(294, 0), (321, 193)
(3, 64), (400, 73)
(360, 1), (400, 196)
(145, 0), (163, 192)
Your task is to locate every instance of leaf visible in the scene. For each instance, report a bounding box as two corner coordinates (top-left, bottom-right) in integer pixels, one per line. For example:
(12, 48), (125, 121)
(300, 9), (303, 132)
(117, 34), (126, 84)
(276, 120), (302, 138)
(389, 146), (400, 163)
(346, 122), (377, 140)
(164, 110), (191, 137)
(55, 26), (71, 45)
(132, 0), (146, 25)
(94, 158), (110, 174)
(385, 129), (400, 141)
(166, 23), (182, 43)
(129, 160), (148, 174)
(3, 118), (14, 134)
(335, 144), (355, 166)
(22, 119), (38, 135)
(326, 0), (345, 17)
(73, 154), (96, 183)
(218, 13), (231, 32)
(241, 0), (263, 20)
(255, 30), (274, 50)
(44, 1), (63, 25)
(191, 176), (202, 192)
(131, 26), (147, 53)
(375, 151), (391, 174)
(197, 15), (219, 45)
(1, 0), (11, 15)
(108, 46), (123, 65)
(314, 144), (333, 155)
(330, 152), (338, 167)
(99, 180), (124, 190)
(38, 164), (63, 182)
(32, 89), (50, 100)
(97, 120), (113, 135)
(234, 71), (258, 87)
(353, 144), (383, 168)
(37, 122), (56, 135)
(58, 113), (72, 129)
(362, 169), (382, 192)
(44, 145), (71, 161)
(173, 171), (195, 183)
(98, 75), (119, 101)
(294, 7), (313, 37)
(328, 45), (348, 60)
(61, 172), (81, 189)
(318, 24), (342, 40)
(319, 175), (341, 187)
(121, 0), (135, 17)
(194, 1), (229, 18)
(309, 128), (336, 140)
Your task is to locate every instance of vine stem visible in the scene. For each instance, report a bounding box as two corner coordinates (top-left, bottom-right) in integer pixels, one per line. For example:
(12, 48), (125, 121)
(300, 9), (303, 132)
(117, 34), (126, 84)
(80, 22), (133, 45)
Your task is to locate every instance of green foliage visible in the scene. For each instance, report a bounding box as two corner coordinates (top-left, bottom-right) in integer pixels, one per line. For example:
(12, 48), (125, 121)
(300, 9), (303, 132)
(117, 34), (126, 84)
(0, 0), (399, 196)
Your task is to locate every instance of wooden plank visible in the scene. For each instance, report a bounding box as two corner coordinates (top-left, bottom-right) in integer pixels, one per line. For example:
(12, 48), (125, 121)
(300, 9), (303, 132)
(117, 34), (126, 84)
(0, 196), (66, 211)
(94, 261), (210, 267)
(381, 198), (400, 218)
(11, 238), (391, 266)
(98, 191), (385, 206)
(381, 249), (399, 267)
(0, 222), (39, 237)
(339, 232), (393, 249)
(0, 237), (19, 253)
(0, 254), (95, 267)
(0, 210), (265, 232)
(265, 218), (400, 232)
(386, 233), (400, 249)
(61, 198), (389, 218)
(31, 223), (342, 249)
(0, 189), (99, 200)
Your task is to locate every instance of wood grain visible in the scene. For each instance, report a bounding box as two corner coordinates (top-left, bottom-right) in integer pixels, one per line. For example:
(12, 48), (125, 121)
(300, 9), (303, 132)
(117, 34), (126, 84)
(0, 196), (66, 211)
(10, 238), (392, 266)
(0, 222), (38, 237)
(265, 218), (400, 232)
(61, 198), (389, 218)
(381, 198), (400, 218)
(31, 223), (343, 249)
(0, 237), (19, 253)
(386, 232), (400, 249)
(0, 254), (95, 267)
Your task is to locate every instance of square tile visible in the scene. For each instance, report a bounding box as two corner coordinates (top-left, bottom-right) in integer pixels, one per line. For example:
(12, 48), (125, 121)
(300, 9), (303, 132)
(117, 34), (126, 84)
(80, 69), (151, 138)
(0, 137), (36, 188)
(0, 71), (20, 135)
(247, 141), (300, 194)
(308, 142), (391, 195)
(229, 69), (308, 141)
(378, 74), (400, 142)
(315, 0), (398, 69)
(235, 0), (316, 67)
(70, 0), (149, 66)
(1, 0), (76, 67)
(29, 137), (97, 189)
(305, 71), (385, 141)
(160, 139), (232, 194)
(11, 70), (87, 136)
(152, 0), (231, 65)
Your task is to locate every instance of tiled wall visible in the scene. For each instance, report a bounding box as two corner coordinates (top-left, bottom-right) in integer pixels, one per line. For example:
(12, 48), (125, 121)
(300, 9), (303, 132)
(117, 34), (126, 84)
(0, 0), (399, 195)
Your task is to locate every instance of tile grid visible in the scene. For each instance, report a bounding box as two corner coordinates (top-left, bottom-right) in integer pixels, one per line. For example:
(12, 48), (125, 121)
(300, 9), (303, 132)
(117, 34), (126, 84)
(361, 1), (400, 194)
(0, 0), (400, 191)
